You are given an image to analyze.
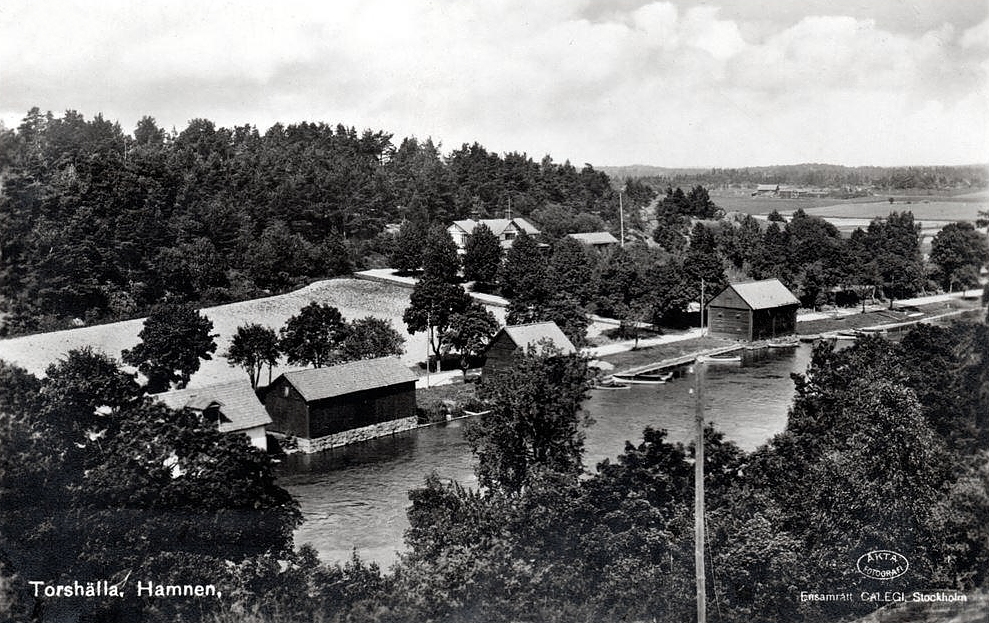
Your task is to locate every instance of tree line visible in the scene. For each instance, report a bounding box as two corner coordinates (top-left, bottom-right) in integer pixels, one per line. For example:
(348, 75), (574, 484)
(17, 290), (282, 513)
(0, 108), (625, 336)
(397, 192), (987, 361)
(603, 163), (989, 191)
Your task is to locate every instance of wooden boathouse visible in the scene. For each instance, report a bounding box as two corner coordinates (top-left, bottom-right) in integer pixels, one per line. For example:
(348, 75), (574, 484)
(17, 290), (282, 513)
(707, 279), (799, 341)
(262, 357), (418, 452)
(481, 321), (577, 379)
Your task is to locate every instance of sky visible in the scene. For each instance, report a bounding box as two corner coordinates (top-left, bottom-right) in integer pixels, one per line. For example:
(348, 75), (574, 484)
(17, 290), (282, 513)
(1, 0), (987, 167)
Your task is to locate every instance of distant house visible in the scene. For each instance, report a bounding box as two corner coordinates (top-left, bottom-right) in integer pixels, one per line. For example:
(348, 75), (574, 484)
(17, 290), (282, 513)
(157, 379), (272, 451)
(262, 357), (418, 453)
(481, 321), (577, 379)
(752, 184), (780, 196)
(567, 231), (619, 250)
(447, 217), (541, 254)
(707, 279), (800, 341)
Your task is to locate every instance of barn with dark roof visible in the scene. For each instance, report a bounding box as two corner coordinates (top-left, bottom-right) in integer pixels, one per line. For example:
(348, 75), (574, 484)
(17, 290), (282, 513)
(262, 357), (417, 448)
(481, 321), (577, 379)
(707, 279), (800, 341)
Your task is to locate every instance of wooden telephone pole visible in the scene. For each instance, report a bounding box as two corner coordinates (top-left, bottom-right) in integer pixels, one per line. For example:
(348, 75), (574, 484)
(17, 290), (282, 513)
(619, 189), (625, 248)
(694, 359), (706, 623)
(695, 277), (707, 622)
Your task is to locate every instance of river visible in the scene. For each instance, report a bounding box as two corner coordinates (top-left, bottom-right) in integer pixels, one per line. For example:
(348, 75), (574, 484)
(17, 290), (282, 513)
(278, 344), (813, 567)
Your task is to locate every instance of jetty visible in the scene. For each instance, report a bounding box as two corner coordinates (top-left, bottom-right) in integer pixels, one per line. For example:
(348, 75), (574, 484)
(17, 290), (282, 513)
(611, 343), (746, 378)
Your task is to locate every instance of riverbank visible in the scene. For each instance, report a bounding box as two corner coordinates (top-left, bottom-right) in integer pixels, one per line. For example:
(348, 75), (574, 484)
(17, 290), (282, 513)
(797, 297), (982, 335)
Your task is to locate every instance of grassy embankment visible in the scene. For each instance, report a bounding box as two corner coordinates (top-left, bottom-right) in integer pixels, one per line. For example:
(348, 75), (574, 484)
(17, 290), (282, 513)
(797, 298), (983, 335)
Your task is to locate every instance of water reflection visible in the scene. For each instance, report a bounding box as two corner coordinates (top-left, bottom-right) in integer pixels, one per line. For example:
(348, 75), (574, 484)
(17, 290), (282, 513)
(280, 344), (812, 567)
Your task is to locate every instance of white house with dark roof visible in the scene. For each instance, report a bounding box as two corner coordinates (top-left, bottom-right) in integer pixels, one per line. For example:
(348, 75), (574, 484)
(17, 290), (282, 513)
(261, 357), (419, 453)
(447, 217), (541, 254)
(707, 279), (800, 341)
(157, 379), (272, 451)
(481, 321), (577, 378)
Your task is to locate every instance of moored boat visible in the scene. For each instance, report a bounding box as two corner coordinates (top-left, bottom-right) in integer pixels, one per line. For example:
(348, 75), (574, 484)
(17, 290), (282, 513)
(635, 370), (674, 382)
(767, 339), (799, 348)
(833, 330), (865, 340)
(696, 354), (742, 364)
(593, 378), (631, 390)
(612, 374), (667, 385)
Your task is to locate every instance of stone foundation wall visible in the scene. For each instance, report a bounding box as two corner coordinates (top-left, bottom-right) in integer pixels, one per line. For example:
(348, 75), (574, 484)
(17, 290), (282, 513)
(285, 416), (420, 454)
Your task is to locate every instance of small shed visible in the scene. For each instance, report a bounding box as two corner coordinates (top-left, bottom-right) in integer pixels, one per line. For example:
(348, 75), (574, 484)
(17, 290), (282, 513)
(481, 322), (577, 379)
(157, 379), (272, 451)
(262, 357), (417, 443)
(707, 279), (799, 341)
(567, 231), (619, 250)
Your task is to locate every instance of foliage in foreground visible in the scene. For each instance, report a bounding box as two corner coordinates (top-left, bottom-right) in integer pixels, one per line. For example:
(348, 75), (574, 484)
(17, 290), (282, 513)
(0, 350), (302, 622)
(4, 323), (988, 623)
(369, 323), (989, 623)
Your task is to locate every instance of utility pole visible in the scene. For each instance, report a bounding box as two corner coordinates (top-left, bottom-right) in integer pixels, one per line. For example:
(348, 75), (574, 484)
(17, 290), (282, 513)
(619, 189), (625, 248)
(700, 278), (705, 335)
(693, 360), (706, 623)
(425, 313), (431, 388)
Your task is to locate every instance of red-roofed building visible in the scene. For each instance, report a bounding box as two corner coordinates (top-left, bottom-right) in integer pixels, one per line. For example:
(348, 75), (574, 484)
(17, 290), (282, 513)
(707, 279), (800, 341)
(261, 357), (418, 453)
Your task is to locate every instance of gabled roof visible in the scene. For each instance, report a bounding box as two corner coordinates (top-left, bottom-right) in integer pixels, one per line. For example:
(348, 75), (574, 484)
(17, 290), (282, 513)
(450, 218), (540, 237)
(157, 379), (272, 433)
(567, 231), (618, 245)
(276, 357), (418, 402)
(714, 279), (800, 310)
(489, 322), (577, 355)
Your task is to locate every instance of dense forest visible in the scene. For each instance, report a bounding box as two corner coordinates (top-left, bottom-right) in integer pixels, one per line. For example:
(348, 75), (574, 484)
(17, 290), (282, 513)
(2, 109), (986, 339)
(0, 108), (624, 335)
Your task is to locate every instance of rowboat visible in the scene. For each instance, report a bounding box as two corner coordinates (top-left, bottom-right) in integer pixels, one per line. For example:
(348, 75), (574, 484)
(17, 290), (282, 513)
(767, 339), (799, 348)
(696, 354), (741, 364)
(592, 379), (630, 390)
(612, 374), (667, 385)
(833, 330), (865, 340)
(635, 370), (674, 382)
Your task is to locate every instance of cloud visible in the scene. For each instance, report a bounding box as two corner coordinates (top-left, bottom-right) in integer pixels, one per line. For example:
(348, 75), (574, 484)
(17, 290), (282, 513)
(0, 0), (986, 166)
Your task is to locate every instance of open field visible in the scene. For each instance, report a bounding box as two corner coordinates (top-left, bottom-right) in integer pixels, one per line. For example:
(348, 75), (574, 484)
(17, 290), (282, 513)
(712, 189), (988, 221)
(801, 200), (986, 221)
(0, 278), (506, 389)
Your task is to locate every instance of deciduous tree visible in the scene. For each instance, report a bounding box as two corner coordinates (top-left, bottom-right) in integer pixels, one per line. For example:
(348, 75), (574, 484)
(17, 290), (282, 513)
(930, 222), (989, 292)
(339, 316), (405, 362)
(468, 341), (592, 493)
(122, 302), (217, 392)
(462, 223), (502, 291)
(444, 302), (500, 378)
(403, 276), (471, 366)
(225, 323), (280, 387)
(279, 302), (349, 368)
(421, 224), (461, 282)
